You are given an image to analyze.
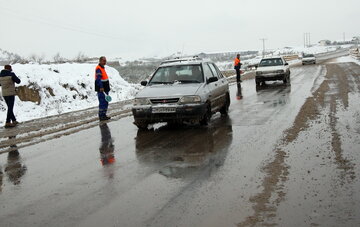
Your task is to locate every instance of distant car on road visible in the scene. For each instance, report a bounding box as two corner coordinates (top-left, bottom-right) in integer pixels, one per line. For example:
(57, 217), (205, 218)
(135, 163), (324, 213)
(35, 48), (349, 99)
(132, 57), (230, 130)
(255, 56), (290, 86)
(302, 54), (316, 65)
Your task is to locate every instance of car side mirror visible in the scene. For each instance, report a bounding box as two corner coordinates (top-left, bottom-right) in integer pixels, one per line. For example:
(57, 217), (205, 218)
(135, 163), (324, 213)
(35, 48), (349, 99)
(140, 81), (148, 86)
(284, 62), (289, 66)
(207, 77), (218, 83)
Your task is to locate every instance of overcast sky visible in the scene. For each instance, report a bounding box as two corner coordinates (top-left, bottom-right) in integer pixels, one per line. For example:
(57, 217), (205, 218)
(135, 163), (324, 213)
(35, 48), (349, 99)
(0, 0), (359, 60)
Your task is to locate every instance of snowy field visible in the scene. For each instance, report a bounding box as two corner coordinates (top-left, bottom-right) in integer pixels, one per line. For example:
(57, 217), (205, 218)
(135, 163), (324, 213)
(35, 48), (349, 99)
(215, 44), (352, 71)
(0, 63), (139, 125)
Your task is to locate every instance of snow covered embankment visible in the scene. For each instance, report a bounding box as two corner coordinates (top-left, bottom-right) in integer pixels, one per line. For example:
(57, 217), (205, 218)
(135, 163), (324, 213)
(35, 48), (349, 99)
(0, 63), (138, 125)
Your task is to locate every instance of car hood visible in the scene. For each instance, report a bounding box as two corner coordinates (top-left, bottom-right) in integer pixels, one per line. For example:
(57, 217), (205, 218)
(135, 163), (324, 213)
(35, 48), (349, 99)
(303, 57), (316, 60)
(256, 65), (285, 72)
(136, 83), (203, 98)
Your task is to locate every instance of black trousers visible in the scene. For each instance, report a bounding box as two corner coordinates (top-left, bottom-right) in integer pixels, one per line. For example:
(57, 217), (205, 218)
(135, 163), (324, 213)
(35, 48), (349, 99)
(235, 69), (241, 83)
(4, 96), (16, 123)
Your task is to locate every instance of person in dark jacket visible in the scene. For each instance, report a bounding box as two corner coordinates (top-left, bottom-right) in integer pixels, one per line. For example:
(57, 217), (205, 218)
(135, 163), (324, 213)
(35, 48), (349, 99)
(95, 56), (111, 121)
(0, 65), (21, 128)
(234, 54), (242, 83)
(99, 123), (115, 166)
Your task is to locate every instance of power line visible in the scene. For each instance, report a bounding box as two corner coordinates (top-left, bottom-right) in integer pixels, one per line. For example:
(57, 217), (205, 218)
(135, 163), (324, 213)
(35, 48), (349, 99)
(0, 6), (124, 40)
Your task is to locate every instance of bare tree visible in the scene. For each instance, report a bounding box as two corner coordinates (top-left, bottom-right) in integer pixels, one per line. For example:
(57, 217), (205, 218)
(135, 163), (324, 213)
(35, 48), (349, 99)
(29, 54), (45, 64)
(73, 52), (88, 63)
(53, 52), (67, 63)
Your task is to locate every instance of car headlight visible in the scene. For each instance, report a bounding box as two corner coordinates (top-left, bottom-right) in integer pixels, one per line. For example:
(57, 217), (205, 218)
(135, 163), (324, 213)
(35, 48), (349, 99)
(179, 95), (201, 104)
(134, 98), (151, 105)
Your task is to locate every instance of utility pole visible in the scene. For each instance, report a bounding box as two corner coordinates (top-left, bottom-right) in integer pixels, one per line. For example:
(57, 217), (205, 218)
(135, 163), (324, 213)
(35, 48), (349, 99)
(260, 38), (267, 58)
(304, 33), (311, 47)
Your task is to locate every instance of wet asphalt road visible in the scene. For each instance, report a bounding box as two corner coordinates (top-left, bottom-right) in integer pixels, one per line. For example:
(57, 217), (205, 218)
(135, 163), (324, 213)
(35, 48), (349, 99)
(1, 55), (360, 226)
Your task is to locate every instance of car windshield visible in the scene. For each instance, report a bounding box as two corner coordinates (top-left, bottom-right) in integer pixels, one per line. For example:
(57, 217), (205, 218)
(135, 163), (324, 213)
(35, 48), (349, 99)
(304, 54), (315, 58)
(149, 65), (204, 84)
(259, 58), (284, 67)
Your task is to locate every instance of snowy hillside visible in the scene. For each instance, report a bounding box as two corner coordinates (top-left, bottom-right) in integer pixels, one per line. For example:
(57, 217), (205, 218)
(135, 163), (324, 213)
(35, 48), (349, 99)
(0, 63), (139, 124)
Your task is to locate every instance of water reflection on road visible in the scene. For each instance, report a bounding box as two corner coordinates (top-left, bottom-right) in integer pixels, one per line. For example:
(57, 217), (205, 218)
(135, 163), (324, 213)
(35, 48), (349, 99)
(99, 123), (116, 179)
(0, 136), (27, 193)
(135, 117), (233, 179)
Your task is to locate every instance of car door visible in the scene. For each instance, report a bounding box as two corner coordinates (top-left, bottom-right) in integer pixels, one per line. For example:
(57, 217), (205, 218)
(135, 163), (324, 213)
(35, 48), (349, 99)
(208, 63), (226, 109)
(210, 63), (228, 96)
(202, 63), (218, 110)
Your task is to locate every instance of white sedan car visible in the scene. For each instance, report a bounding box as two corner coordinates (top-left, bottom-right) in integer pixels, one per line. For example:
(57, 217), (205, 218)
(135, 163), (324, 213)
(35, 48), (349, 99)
(302, 54), (316, 65)
(255, 56), (291, 85)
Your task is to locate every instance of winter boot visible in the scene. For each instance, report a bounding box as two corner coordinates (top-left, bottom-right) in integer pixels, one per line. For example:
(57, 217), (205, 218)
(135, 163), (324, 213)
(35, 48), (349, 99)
(99, 116), (111, 121)
(4, 123), (15, 128)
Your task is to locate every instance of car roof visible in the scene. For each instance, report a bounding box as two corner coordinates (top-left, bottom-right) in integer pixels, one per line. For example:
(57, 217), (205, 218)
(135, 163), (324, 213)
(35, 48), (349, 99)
(160, 56), (212, 67)
(261, 56), (284, 60)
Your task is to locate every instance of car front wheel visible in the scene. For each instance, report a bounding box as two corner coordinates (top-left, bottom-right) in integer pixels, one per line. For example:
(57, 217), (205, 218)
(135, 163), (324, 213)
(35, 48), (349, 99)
(200, 103), (211, 125)
(283, 74), (291, 85)
(134, 121), (149, 130)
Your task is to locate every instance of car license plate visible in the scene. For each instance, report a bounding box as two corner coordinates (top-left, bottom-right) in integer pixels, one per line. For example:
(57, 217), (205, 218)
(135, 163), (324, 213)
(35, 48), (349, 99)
(152, 107), (176, 113)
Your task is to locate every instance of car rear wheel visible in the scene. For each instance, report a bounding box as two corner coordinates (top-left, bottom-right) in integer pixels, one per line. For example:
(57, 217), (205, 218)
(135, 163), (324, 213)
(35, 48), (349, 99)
(220, 93), (230, 116)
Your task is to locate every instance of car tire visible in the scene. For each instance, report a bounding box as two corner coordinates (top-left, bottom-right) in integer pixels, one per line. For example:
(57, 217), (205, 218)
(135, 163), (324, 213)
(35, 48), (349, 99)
(283, 77), (288, 84)
(135, 121), (149, 130)
(220, 93), (230, 116)
(200, 103), (211, 125)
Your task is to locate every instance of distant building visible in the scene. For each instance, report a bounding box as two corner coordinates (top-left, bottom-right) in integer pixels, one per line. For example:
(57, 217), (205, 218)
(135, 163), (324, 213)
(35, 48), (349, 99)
(319, 40), (331, 46)
(352, 36), (360, 43)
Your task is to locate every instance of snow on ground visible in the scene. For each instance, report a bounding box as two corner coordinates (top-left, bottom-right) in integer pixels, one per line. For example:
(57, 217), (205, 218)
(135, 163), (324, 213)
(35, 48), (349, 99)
(330, 55), (360, 64)
(272, 45), (336, 55)
(0, 63), (139, 125)
(216, 45), (351, 71)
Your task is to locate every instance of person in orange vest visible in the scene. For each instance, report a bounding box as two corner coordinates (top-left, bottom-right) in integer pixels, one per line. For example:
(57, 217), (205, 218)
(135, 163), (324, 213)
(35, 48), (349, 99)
(95, 56), (111, 121)
(99, 123), (115, 166)
(234, 54), (242, 83)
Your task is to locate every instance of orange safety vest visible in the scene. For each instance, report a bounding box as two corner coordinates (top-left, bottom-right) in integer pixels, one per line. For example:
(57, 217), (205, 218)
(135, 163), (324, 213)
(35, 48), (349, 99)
(234, 58), (241, 66)
(95, 65), (109, 81)
(101, 156), (115, 165)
